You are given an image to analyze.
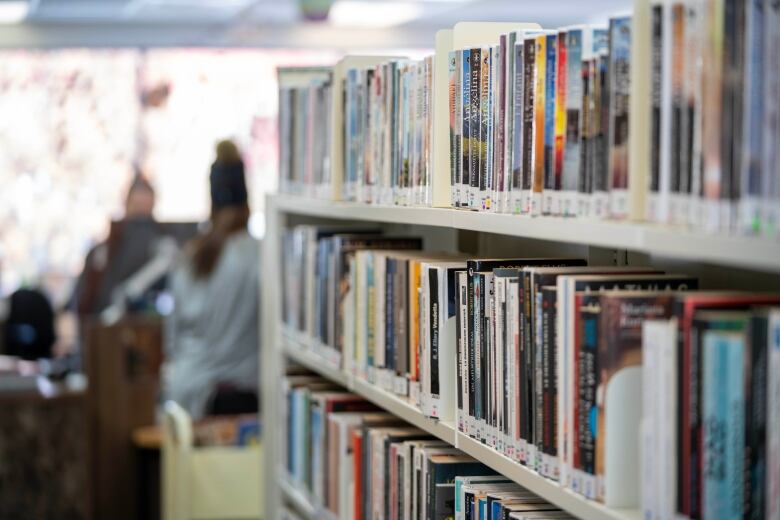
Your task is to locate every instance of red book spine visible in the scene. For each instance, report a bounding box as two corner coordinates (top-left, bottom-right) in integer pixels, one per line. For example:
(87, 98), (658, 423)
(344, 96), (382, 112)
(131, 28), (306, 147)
(353, 430), (363, 520)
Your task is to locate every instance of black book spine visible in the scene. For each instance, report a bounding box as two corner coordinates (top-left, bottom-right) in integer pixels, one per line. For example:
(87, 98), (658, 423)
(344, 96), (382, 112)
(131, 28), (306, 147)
(517, 272), (528, 452)
(467, 263), (477, 425)
(474, 273), (483, 434)
(578, 298), (599, 475)
(430, 268), (441, 397)
(456, 272), (465, 419)
(747, 314), (768, 519)
(542, 286), (558, 457)
(523, 271), (534, 452)
(522, 39), (536, 197)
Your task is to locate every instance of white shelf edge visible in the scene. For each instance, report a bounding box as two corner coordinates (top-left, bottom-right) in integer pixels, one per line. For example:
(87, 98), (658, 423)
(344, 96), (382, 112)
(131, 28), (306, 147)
(280, 329), (639, 520)
(279, 471), (316, 519)
(268, 193), (780, 273)
(455, 434), (641, 520)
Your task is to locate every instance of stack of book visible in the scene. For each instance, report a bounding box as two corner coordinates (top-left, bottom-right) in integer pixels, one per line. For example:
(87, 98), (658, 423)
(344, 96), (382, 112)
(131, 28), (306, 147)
(277, 3), (780, 236)
(282, 373), (576, 520)
(281, 224), (780, 516)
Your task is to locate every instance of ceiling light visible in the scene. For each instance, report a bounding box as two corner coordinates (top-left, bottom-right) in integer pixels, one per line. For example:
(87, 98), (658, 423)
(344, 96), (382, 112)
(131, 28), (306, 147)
(329, 0), (423, 28)
(0, 1), (29, 24)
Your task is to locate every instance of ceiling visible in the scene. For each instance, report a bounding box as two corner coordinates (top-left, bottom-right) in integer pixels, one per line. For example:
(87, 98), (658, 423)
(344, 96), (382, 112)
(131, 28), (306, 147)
(1, 0), (633, 49)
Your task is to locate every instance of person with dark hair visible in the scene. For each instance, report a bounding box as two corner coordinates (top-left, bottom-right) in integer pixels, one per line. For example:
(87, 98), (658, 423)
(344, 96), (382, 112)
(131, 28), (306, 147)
(163, 140), (259, 419)
(2, 289), (56, 360)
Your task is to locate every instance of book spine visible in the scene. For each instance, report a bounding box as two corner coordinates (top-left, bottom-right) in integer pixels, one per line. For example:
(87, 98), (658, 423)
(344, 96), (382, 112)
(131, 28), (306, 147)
(449, 51), (459, 207)
(738, 0), (764, 234)
(541, 286), (558, 480)
(508, 277), (521, 462)
(470, 48), (482, 210)
(511, 40), (525, 215)
(562, 29), (583, 217)
(522, 38), (536, 215)
(462, 50), (471, 209)
(457, 271), (468, 432)
(467, 265), (477, 436)
(534, 282), (546, 471)
(763, 0), (780, 236)
(543, 33), (558, 216)
(747, 315), (768, 519)
(578, 58), (593, 218)
(702, 330), (745, 517)
(532, 35), (547, 216)
(554, 31), (567, 217)
(768, 311), (780, 519)
(577, 301), (599, 500)
(480, 47), (491, 211)
(429, 268), (441, 406)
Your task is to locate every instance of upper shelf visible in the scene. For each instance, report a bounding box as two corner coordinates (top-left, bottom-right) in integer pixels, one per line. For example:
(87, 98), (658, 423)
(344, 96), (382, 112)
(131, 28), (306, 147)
(268, 194), (780, 273)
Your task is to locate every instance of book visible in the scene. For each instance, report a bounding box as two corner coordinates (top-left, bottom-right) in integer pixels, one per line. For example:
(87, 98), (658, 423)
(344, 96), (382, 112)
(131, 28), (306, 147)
(702, 328), (746, 517)
(607, 16), (632, 219)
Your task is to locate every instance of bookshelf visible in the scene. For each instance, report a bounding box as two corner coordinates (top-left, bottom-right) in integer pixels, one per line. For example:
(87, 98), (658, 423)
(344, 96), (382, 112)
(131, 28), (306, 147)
(261, 191), (780, 520)
(264, 8), (780, 519)
(280, 326), (639, 520)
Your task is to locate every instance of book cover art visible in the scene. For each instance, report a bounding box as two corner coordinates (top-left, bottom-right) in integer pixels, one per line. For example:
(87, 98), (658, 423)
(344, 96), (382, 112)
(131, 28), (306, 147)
(597, 291), (678, 507)
(607, 16), (632, 218)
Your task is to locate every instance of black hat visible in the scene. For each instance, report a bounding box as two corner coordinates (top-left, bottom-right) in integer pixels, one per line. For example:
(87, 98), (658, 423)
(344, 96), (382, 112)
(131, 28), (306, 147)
(210, 140), (248, 211)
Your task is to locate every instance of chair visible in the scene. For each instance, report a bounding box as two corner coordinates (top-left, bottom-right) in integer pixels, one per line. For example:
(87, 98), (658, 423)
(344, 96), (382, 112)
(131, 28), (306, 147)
(162, 401), (263, 520)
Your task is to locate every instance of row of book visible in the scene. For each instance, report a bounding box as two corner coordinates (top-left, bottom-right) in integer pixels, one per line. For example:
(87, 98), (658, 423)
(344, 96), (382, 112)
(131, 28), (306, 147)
(277, 3), (780, 236)
(278, 77), (333, 200)
(343, 56), (435, 206)
(280, 225), (780, 516)
(282, 372), (577, 520)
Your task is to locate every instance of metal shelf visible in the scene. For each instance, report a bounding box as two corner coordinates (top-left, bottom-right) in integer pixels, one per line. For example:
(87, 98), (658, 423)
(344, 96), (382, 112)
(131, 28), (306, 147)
(269, 193), (780, 274)
(280, 330), (639, 520)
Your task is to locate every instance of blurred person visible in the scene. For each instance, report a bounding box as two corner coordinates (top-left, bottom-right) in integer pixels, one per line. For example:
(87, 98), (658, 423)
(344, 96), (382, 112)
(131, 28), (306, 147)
(2, 288), (56, 360)
(164, 140), (259, 419)
(72, 173), (159, 318)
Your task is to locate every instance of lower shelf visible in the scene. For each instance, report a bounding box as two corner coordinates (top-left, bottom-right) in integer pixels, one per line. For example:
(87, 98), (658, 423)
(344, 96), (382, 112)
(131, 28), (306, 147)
(280, 329), (641, 520)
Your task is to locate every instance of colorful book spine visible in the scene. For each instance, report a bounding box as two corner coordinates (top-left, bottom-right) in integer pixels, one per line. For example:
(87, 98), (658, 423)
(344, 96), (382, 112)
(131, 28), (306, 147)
(702, 329), (745, 518)
(543, 33), (558, 216)
(532, 34), (547, 216)
(554, 30), (567, 217)
(607, 16), (632, 219)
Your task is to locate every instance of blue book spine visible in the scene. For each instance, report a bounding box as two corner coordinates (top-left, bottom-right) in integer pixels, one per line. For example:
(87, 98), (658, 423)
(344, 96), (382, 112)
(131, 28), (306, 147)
(367, 253), (375, 369)
(386, 258), (396, 370)
(702, 330), (745, 519)
(544, 33), (558, 208)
